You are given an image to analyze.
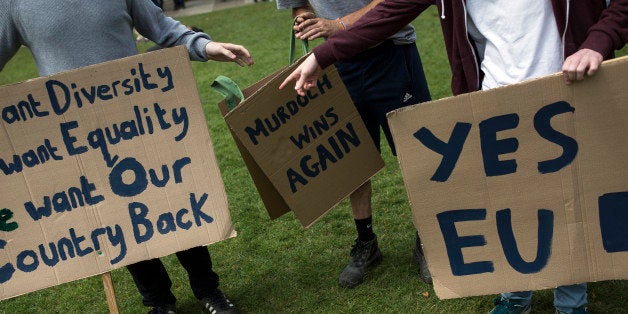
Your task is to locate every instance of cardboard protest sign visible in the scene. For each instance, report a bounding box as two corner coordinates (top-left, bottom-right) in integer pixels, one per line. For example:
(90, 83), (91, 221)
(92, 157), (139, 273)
(220, 56), (384, 227)
(388, 56), (628, 299)
(0, 46), (235, 300)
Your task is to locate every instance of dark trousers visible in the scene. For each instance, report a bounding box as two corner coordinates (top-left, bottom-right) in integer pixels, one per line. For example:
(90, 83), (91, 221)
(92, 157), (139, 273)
(335, 41), (431, 156)
(126, 246), (220, 307)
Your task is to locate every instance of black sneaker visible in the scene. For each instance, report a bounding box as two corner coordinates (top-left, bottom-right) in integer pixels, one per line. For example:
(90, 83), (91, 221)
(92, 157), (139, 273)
(413, 232), (432, 284)
(147, 304), (176, 314)
(199, 289), (238, 314)
(338, 236), (382, 288)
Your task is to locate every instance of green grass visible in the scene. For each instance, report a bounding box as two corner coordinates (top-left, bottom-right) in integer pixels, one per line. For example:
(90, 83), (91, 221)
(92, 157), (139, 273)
(1, 3), (626, 313)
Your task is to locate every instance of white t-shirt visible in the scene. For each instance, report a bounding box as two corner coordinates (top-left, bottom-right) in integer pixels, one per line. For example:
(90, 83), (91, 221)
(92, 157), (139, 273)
(466, 0), (563, 90)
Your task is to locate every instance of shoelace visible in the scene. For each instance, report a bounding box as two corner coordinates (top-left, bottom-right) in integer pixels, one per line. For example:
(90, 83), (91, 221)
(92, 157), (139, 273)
(350, 240), (373, 265)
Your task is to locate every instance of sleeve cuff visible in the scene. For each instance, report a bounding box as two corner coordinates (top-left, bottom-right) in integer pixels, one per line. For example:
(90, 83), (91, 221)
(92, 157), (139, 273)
(193, 37), (212, 61)
(312, 44), (335, 69)
(580, 30), (614, 58)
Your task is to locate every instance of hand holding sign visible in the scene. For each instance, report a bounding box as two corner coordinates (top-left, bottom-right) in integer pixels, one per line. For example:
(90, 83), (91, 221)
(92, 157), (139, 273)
(387, 56), (628, 299)
(0, 47), (235, 300)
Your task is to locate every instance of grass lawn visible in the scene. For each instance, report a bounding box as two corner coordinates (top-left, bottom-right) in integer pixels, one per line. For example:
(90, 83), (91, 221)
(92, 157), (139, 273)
(0, 3), (626, 313)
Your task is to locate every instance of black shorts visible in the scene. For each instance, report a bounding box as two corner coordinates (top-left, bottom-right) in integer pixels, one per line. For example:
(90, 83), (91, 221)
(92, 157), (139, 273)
(335, 41), (431, 156)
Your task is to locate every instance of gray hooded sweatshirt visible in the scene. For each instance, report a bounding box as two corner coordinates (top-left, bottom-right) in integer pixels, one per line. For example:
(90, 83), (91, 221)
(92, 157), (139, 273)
(0, 0), (212, 76)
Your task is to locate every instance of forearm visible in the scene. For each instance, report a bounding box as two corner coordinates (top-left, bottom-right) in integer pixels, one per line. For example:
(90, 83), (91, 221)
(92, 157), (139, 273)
(131, 0), (211, 61)
(338, 0), (384, 28)
(580, 0), (628, 58)
(314, 0), (430, 68)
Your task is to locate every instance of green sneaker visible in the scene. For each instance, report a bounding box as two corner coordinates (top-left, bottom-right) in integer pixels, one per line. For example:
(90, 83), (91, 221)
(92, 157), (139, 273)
(338, 236), (382, 288)
(489, 297), (531, 314)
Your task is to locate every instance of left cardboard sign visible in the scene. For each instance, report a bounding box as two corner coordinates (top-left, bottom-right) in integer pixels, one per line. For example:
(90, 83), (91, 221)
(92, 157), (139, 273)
(0, 46), (235, 300)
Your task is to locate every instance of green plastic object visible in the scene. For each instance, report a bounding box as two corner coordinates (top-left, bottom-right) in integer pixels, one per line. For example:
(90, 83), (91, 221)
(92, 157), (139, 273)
(210, 75), (244, 111)
(289, 16), (309, 65)
(212, 18), (307, 111)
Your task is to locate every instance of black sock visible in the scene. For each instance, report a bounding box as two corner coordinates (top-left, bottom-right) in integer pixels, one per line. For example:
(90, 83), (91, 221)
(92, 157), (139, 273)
(355, 216), (375, 242)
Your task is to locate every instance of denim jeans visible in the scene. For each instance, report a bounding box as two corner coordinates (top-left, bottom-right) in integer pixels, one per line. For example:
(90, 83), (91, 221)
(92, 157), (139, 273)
(502, 283), (587, 313)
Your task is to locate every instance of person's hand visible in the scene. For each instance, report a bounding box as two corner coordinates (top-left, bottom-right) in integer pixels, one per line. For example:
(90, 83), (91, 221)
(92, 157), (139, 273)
(205, 42), (253, 67)
(562, 48), (603, 85)
(294, 12), (342, 40)
(279, 54), (323, 96)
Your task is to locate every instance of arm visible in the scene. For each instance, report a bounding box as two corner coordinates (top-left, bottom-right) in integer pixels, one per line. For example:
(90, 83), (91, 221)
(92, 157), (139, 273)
(130, 0), (252, 66)
(341, 0), (385, 27)
(293, 0), (385, 41)
(204, 42), (254, 67)
(562, 0), (628, 84)
(280, 0), (432, 94)
(0, 1), (21, 72)
(313, 0), (431, 68)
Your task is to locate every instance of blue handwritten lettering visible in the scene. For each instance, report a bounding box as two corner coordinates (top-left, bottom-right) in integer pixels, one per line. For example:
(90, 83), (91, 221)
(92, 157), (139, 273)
(599, 192), (628, 253)
(496, 208), (553, 274)
(129, 202), (154, 244)
(109, 157), (191, 197)
(413, 123), (471, 182)
(437, 209), (493, 276)
(534, 101), (577, 173)
(479, 114), (519, 177)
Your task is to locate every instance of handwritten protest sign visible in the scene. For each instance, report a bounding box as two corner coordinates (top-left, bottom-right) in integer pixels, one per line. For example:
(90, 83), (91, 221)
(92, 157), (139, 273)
(0, 46), (235, 299)
(222, 60), (384, 227)
(388, 56), (628, 299)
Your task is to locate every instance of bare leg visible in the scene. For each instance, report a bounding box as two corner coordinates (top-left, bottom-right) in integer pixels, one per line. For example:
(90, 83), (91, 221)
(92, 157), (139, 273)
(350, 180), (372, 219)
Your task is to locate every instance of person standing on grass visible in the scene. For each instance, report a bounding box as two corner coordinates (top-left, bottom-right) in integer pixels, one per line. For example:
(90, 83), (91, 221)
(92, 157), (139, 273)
(280, 0), (627, 312)
(276, 0), (433, 289)
(0, 1), (252, 313)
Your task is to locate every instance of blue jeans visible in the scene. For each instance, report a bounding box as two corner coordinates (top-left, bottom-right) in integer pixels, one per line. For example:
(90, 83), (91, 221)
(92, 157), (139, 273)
(502, 283), (587, 313)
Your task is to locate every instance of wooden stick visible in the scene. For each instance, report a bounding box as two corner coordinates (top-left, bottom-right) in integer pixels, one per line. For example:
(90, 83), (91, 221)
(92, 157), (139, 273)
(101, 272), (119, 314)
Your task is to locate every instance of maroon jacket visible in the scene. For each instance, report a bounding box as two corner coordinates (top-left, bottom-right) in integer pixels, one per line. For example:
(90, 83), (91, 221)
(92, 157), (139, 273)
(313, 0), (628, 95)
